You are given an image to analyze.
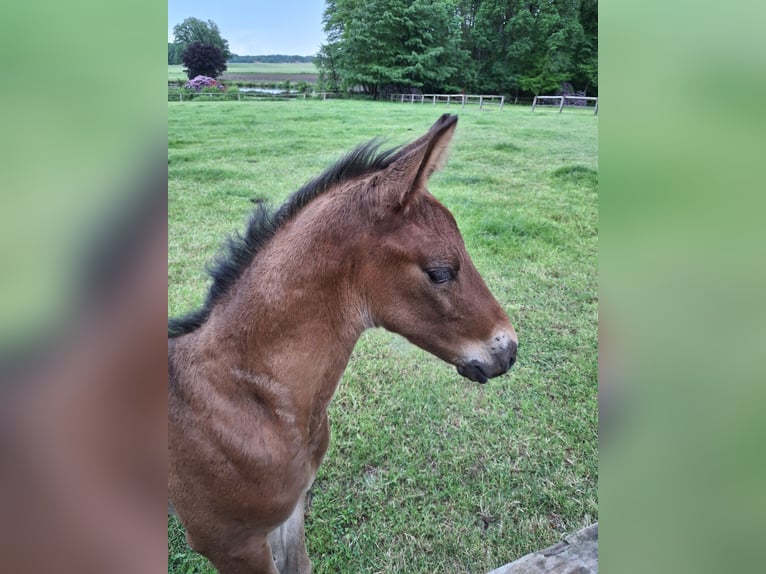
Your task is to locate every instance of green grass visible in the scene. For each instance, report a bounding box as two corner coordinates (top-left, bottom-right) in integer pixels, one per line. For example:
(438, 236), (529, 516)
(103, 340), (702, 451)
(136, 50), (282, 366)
(168, 100), (597, 573)
(169, 62), (318, 82)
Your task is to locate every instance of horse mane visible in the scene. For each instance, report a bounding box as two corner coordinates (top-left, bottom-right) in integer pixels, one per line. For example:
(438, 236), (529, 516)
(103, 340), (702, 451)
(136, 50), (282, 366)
(168, 138), (402, 338)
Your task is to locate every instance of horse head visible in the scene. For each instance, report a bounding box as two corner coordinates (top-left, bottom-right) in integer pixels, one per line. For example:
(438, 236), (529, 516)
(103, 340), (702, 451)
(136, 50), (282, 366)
(357, 114), (518, 383)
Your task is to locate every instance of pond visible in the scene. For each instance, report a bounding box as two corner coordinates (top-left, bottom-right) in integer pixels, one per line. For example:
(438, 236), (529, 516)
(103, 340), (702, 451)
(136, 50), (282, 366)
(238, 88), (298, 95)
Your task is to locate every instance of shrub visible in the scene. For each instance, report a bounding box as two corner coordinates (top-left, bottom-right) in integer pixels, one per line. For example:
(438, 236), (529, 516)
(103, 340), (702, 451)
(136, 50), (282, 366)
(557, 82), (587, 106)
(185, 75), (227, 92)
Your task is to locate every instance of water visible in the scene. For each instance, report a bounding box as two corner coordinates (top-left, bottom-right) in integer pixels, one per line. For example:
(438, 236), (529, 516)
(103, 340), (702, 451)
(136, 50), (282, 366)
(238, 88), (297, 95)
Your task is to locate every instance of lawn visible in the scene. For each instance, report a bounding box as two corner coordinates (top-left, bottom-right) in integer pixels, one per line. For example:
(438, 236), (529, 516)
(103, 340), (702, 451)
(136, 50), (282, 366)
(168, 99), (598, 573)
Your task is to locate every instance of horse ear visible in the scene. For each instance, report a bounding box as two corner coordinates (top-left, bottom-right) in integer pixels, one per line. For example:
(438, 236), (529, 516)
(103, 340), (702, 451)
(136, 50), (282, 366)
(374, 114), (458, 213)
(411, 113), (458, 190)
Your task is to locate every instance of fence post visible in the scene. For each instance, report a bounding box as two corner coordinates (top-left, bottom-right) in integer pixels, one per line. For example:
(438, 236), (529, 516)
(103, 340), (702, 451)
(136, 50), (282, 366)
(594, 98), (598, 115)
(558, 96), (565, 113)
(479, 96), (484, 109)
(500, 96), (505, 110)
(532, 96), (537, 111)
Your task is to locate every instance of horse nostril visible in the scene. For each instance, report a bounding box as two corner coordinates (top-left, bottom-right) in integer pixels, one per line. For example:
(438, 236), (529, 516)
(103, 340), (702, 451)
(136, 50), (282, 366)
(506, 340), (518, 371)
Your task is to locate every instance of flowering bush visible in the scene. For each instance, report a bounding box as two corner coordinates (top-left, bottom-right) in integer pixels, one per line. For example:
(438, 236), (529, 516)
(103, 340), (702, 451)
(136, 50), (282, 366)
(557, 82), (587, 106)
(184, 76), (227, 92)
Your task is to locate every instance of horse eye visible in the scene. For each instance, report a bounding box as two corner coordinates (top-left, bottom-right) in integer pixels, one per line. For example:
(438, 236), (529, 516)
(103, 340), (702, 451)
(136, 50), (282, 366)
(425, 267), (455, 284)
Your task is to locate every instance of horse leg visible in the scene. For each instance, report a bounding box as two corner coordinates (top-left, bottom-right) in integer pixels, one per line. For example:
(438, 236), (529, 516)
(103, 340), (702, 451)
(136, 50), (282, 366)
(268, 493), (312, 574)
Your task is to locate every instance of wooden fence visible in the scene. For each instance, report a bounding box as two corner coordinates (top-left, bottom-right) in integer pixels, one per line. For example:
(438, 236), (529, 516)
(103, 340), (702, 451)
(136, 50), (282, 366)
(532, 95), (598, 115)
(390, 93), (505, 110)
(168, 90), (597, 115)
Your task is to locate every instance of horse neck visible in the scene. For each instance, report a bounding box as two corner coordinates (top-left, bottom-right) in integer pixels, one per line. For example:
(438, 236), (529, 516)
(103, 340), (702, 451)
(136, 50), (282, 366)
(191, 193), (370, 416)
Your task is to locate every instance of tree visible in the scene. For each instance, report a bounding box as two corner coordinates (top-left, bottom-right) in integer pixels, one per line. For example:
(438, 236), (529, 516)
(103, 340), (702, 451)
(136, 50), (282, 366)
(181, 42), (228, 79)
(516, 1), (585, 96)
(321, 0), (466, 98)
(168, 43), (182, 65)
(316, 42), (341, 93)
(573, 0), (598, 94)
(172, 17), (231, 61)
(465, 0), (581, 96)
(318, 0), (597, 98)
(470, 0), (531, 95)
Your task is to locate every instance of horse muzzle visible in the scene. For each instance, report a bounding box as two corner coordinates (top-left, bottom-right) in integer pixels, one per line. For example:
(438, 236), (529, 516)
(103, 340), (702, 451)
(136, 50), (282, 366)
(456, 336), (517, 384)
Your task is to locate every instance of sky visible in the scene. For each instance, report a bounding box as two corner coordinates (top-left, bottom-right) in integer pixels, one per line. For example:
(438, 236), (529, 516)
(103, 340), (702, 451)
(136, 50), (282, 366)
(168, 0), (326, 56)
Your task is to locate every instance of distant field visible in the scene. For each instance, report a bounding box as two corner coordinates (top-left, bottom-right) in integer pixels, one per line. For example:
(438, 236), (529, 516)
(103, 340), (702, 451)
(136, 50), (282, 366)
(169, 62), (318, 82)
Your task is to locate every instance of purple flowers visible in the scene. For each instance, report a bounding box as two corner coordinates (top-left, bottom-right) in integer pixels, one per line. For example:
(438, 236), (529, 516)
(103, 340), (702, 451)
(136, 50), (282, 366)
(557, 82), (587, 107)
(184, 76), (227, 92)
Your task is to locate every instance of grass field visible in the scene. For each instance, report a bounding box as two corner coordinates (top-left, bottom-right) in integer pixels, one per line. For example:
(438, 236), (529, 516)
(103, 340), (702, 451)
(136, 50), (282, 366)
(169, 62), (318, 82)
(168, 100), (598, 573)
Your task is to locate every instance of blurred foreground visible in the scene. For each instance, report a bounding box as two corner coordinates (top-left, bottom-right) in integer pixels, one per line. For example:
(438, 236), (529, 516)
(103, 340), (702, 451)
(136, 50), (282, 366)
(0, 1), (167, 572)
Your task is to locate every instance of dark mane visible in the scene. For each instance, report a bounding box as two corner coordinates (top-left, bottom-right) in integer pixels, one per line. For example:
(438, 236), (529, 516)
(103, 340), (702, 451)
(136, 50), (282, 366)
(168, 138), (402, 338)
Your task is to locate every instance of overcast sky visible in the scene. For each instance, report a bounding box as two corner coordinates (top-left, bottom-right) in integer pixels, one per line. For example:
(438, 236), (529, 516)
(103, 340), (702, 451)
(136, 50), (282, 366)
(168, 0), (326, 56)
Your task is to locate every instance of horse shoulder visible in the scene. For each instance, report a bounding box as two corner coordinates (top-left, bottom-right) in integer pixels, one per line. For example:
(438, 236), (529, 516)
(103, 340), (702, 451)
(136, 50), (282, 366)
(169, 350), (312, 525)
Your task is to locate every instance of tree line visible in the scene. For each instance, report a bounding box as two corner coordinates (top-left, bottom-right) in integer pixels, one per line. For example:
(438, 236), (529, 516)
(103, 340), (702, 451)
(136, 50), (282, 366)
(228, 55), (316, 63)
(317, 0), (597, 99)
(169, 47), (316, 66)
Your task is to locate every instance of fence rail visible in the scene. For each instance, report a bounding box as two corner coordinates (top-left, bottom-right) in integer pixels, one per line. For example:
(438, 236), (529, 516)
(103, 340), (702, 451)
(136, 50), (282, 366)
(167, 90), (597, 115)
(390, 93), (505, 110)
(532, 95), (598, 115)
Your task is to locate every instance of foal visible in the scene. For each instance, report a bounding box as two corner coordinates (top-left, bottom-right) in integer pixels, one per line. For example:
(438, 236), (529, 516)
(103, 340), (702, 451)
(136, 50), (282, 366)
(168, 114), (518, 573)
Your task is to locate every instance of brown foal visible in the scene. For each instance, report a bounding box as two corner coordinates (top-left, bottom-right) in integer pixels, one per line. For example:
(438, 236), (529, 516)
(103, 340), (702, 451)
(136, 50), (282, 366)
(168, 114), (518, 573)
